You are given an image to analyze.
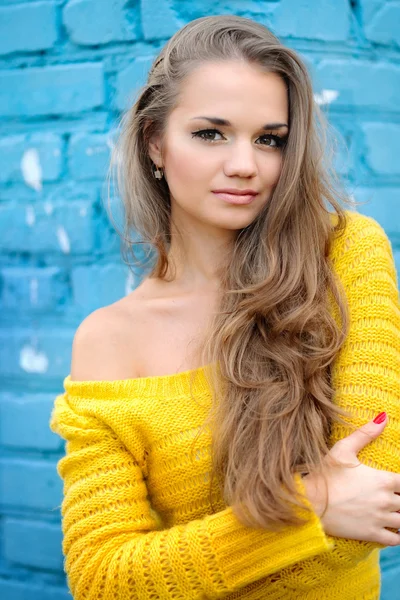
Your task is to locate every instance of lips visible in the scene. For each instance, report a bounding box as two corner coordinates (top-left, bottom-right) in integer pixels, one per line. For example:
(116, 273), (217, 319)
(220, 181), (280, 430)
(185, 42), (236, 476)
(212, 189), (258, 196)
(212, 190), (258, 205)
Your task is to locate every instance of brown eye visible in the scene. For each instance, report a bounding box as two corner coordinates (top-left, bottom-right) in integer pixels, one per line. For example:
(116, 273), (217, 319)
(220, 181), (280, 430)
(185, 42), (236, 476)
(258, 134), (287, 148)
(191, 129), (224, 142)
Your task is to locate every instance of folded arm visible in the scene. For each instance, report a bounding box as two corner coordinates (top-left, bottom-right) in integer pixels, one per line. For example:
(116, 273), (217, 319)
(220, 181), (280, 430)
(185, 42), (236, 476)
(267, 213), (400, 590)
(50, 392), (332, 600)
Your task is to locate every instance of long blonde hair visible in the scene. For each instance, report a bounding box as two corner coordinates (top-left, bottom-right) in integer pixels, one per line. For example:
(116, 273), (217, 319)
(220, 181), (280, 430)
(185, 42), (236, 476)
(108, 15), (358, 530)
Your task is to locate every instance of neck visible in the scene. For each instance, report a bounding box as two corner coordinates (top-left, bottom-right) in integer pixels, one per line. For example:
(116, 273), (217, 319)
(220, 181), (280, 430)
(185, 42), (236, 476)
(160, 213), (235, 292)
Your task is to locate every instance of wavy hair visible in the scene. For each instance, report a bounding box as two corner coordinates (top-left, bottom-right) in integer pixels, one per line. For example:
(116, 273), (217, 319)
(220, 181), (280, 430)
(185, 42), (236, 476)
(107, 15), (360, 530)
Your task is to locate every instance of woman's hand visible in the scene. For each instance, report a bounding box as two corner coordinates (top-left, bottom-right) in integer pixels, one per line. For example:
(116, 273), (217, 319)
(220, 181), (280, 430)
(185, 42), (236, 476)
(302, 412), (400, 546)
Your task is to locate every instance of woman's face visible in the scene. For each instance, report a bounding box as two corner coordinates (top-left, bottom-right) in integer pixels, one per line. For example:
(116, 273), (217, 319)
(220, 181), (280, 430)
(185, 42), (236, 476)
(148, 60), (289, 232)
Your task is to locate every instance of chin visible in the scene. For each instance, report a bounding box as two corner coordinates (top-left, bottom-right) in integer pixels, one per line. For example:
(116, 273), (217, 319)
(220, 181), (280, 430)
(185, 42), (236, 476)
(211, 215), (258, 231)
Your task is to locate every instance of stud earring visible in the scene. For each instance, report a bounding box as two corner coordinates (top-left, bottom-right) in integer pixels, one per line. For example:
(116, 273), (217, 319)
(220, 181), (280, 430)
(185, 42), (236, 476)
(152, 164), (164, 180)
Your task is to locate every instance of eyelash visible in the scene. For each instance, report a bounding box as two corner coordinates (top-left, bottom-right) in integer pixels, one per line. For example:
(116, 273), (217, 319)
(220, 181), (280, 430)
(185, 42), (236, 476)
(191, 128), (288, 149)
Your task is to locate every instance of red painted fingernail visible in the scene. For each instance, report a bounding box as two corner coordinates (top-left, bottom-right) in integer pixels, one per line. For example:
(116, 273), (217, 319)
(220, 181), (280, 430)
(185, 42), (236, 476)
(373, 412), (387, 424)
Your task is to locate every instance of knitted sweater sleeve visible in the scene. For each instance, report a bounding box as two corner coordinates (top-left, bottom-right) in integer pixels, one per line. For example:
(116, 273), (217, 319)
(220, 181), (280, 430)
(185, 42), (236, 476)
(326, 214), (400, 556)
(267, 213), (400, 590)
(50, 392), (332, 599)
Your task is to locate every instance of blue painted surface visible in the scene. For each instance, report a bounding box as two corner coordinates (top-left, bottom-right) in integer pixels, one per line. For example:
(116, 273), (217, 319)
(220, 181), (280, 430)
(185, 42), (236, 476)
(0, 1), (399, 598)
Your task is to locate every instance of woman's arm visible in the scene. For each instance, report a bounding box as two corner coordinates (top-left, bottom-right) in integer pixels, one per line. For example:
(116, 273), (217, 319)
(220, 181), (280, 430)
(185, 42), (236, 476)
(264, 212), (400, 590)
(329, 213), (400, 476)
(326, 213), (400, 553)
(50, 391), (332, 600)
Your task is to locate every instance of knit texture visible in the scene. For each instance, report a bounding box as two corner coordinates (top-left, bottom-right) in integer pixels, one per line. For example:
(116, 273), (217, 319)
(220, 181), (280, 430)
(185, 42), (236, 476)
(50, 210), (400, 599)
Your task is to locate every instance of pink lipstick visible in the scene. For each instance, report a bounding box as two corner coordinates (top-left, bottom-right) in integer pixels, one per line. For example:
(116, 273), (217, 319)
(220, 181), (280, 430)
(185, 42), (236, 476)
(212, 188), (258, 205)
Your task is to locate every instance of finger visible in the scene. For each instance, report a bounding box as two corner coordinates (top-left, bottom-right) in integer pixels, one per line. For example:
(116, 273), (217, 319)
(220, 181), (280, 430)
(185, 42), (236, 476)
(385, 513), (400, 530)
(337, 413), (387, 456)
(374, 473), (400, 498)
(375, 529), (400, 547)
(391, 493), (400, 512)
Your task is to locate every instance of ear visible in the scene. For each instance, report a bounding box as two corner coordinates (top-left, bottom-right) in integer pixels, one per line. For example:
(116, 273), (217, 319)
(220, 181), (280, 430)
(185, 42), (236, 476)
(147, 130), (163, 168)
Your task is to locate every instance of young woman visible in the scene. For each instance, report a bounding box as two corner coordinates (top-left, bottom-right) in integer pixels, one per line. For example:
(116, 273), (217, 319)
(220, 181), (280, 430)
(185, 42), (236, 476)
(50, 15), (400, 599)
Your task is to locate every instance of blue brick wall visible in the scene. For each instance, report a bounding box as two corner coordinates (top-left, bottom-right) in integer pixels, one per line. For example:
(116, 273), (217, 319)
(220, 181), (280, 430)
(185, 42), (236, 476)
(0, 1), (399, 598)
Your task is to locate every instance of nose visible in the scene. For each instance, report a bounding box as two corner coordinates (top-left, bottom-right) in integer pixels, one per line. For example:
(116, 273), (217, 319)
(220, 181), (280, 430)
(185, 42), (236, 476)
(223, 139), (258, 179)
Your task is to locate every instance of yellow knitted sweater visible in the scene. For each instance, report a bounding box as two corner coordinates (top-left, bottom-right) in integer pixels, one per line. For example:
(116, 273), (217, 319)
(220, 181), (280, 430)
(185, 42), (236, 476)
(50, 211), (400, 600)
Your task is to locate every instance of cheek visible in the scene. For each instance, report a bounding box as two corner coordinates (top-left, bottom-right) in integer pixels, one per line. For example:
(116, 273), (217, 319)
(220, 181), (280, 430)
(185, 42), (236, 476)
(165, 138), (214, 189)
(265, 154), (283, 185)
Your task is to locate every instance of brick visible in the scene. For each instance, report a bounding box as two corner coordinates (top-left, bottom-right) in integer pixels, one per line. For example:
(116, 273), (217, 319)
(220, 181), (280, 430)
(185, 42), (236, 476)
(140, 0), (179, 41)
(68, 132), (112, 179)
(0, 2), (58, 56)
(63, 0), (140, 45)
(0, 581), (69, 600)
(0, 459), (62, 510)
(0, 328), (74, 379)
(273, 0), (351, 41)
(328, 121), (355, 177)
(3, 518), (63, 570)
(363, 2), (400, 47)
(0, 266), (69, 311)
(315, 60), (400, 112)
(71, 263), (140, 312)
(0, 63), (104, 118)
(0, 178), (97, 204)
(359, 0), (382, 23)
(0, 199), (96, 254)
(381, 544), (400, 569)
(95, 203), (127, 254)
(361, 122), (400, 176)
(0, 392), (62, 450)
(334, 145), (353, 177)
(95, 193), (151, 255)
(394, 250), (400, 286)
(353, 188), (400, 241)
(166, 0), (276, 30)
(114, 56), (154, 111)
(0, 133), (63, 184)
(380, 546), (400, 600)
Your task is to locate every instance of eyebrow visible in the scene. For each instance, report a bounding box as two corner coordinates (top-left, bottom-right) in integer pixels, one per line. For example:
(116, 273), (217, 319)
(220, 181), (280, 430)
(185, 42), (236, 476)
(190, 116), (289, 130)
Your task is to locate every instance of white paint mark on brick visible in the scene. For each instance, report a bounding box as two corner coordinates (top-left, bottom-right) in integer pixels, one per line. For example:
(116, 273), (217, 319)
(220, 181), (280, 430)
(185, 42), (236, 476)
(314, 89), (339, 106)
(86, 147), (94, 155)
(21, 148), (43, 192)
(57, 226), (70, 254)
(20, 345), (49, 373)
(125, 270), (135, 296)
(44, 201), (53, 215)
(53, 148), (60, 157)
(30, 277), (38, 305)
(25, 205), (36, 227)
(80, 206), (87, 217)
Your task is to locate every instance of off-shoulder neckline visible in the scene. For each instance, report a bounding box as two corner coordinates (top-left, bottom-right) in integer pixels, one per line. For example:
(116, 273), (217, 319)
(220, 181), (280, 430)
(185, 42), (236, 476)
(63, 363), (217, 399)
(61, 211), (369, 401)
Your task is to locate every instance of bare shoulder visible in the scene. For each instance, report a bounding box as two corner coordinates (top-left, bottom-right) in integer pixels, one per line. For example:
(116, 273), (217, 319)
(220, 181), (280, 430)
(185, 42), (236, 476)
(70, 290), (145, 382)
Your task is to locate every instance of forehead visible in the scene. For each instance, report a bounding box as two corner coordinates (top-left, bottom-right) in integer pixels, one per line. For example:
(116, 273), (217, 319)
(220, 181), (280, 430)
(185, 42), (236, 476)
(171, 60), (288, 123)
